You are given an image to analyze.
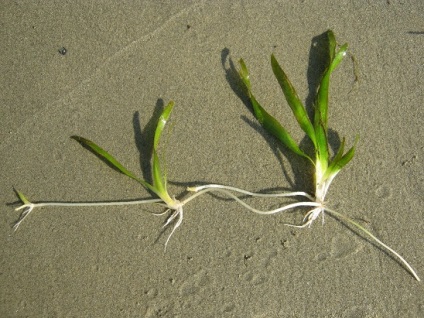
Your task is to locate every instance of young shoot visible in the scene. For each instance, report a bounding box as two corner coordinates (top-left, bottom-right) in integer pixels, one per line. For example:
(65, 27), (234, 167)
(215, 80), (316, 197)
(234, 30), (420, 281)
(14, 101), (184, 249)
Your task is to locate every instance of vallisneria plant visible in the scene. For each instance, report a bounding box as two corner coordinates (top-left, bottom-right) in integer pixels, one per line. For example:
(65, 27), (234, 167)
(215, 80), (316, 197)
(12, 31), (419, 281)
(14, 101), (187, 248)
(226, 30), (419, 281)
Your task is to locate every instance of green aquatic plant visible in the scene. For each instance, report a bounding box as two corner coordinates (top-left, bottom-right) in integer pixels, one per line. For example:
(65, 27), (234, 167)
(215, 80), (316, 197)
(230, 30), (419, 281)
(13, 31), (419, 281)
(236, 30), (354, 227)
(187, 30), (419, 281)
(15, 101), (187, 248)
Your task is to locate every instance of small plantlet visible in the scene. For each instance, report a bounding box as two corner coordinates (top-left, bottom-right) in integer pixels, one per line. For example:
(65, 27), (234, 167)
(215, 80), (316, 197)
(231, 30), (420, 281)
(15, 101), (187, 248)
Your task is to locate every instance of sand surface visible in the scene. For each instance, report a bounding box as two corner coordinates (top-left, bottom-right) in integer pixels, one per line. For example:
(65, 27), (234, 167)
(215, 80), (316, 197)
(1, 1), (423, 317)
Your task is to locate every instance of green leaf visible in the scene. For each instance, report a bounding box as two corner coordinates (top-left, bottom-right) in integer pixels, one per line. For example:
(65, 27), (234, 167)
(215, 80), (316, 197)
(151, 101), (174, 201)
(328, 43), (348, 74)
(324, 136), (358, 179)
(327, 30), (336, 62)
(315, 123), (329, 168)
(333, 136), (357, 171)
(331, 137), (346, 165)
(71, 135), (157, 195)
(271, 54), (316, 147)
(250, 95), (312, 161)
(15, 189), (30, 205)
(313, 30), (348, 168)
(154, 101), (174, 150)
(238, 58), (252, 91)
(238, 59), (312, 162)
(315, 37), (348, 132)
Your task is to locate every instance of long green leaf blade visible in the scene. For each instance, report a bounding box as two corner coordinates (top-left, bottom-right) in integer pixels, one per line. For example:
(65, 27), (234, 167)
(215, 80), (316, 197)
(250, 95), (311, 160)
(315, 36), (348, 131)
(152, 150), (171, 203)
(315, 123), (329, 169)
(238, 58), (252, 91)
(71, 135), (157, 194)
(327, 29), (336, 62)
(154, 101), (175, 150)
(151, 101), (175, 204)
(314, 30), (348, 169)
(271, 54), (316, 147)
(238, 59), (312, 161)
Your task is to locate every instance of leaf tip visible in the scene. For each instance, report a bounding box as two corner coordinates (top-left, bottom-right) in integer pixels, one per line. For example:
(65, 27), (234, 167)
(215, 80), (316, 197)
(70, 135), (83, 143)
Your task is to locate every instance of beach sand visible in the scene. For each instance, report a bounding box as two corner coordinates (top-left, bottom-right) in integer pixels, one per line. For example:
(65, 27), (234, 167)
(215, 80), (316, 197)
(1, 1), (423, 317)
